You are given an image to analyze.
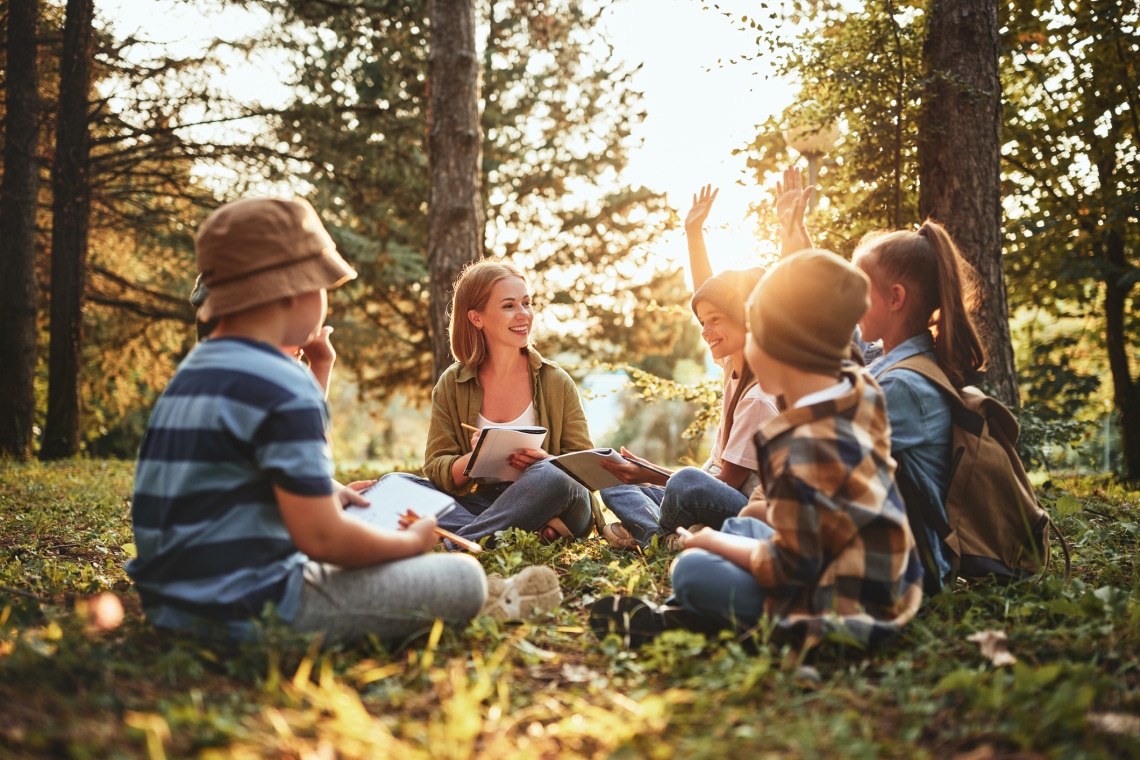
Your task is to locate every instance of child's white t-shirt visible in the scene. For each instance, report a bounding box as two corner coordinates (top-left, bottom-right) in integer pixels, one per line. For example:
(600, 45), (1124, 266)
(703, 358), (780, 495)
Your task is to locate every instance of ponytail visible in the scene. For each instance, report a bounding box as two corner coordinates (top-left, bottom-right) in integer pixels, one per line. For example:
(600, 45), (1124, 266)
(856, 221), (985, 388)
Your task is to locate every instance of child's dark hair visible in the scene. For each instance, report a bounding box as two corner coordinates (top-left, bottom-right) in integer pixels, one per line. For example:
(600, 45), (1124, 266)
(855, 220), (985, 388)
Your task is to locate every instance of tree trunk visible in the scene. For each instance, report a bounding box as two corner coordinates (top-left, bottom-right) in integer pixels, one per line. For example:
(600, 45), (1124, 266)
(1103, 227), (1140, 481)
(427, 0), (484, 381)
(0, 0), (41, 459)
(918, 0), (1019, 406)
(41, 0), (93, 460)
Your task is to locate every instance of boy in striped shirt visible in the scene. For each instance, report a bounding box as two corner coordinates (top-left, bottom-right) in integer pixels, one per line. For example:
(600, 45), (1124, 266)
(128, 197), (486, 642)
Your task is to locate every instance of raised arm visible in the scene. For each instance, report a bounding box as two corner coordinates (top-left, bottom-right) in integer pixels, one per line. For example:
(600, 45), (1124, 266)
(776, 166), (814, 257)
(684, 184), (718, 290)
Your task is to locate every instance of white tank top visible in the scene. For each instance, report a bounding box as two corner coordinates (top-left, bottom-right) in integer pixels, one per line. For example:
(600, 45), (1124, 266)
(476, 402), (536, 429)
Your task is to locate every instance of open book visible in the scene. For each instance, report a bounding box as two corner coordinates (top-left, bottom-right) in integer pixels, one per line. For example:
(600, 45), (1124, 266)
(463, 425), (548, 482)
(548, 448), (673, 491)
(345, 476), (457, 531)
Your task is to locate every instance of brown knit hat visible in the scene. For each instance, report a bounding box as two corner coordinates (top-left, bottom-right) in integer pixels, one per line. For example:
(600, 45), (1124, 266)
(691, 267), (766, 326)
(747, 249), (870, 374)
(195, 197), (357, 321)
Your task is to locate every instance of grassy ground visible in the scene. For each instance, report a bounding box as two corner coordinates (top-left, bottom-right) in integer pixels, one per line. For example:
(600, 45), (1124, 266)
(1, 459), (1138, 759)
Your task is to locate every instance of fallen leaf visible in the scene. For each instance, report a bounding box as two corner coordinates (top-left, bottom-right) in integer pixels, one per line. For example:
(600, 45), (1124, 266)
(968, 630), (1017, 666)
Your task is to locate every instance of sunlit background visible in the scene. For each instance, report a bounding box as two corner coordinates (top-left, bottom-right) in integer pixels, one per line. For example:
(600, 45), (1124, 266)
(95, 0), (802, 464)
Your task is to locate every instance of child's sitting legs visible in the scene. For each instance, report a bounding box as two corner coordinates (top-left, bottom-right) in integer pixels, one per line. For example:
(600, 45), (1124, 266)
(670, 517), (774, 629)
(293, 553), (486, 644)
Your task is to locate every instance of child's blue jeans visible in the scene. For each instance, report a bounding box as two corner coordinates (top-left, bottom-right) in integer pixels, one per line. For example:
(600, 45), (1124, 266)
(600, 467), (749, 548)
(670, 516), (775, 628)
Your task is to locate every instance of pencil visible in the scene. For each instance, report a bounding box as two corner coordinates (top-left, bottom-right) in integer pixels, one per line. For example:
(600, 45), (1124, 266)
(460, 423), (480, 433)
(402, 510), (483, 553)
(433, 526), (483, 553)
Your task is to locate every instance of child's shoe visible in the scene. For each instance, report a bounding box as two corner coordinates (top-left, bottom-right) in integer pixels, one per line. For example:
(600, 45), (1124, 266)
(588, 595), (669, 647)
(602, 522), (639, 551)
(480, 566), (562, 620)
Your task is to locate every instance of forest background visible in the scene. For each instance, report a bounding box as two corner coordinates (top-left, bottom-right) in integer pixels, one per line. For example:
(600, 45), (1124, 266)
(0, 0), (1137, 481)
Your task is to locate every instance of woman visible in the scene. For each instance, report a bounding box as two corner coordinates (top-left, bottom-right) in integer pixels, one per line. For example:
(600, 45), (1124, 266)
(385, 260), (594, 545)
(853, 220), (986, 590)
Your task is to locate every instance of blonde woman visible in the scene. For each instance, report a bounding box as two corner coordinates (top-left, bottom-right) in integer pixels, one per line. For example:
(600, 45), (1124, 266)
(385, 260), (594, 545)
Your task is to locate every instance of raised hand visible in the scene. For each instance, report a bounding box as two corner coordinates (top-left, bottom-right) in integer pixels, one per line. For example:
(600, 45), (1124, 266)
(775, 166), (814, 256)
(684, 184), (719, 233)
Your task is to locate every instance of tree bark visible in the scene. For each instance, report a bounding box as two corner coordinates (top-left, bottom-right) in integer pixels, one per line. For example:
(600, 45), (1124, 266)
(1102, 228), (1140, 480)
(41, 0), (94, 459)
(0, 0), (41, 459)
(427, 0), (484, 381)
(918, 0), (1019, 406)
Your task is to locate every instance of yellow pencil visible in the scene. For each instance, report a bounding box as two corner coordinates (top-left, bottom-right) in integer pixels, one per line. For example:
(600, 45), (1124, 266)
(460, 423), (480, 433)
(402, 511), (483, 553)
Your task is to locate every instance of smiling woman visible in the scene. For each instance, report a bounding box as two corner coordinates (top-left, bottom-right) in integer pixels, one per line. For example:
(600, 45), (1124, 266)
(376, 260), (597, 547)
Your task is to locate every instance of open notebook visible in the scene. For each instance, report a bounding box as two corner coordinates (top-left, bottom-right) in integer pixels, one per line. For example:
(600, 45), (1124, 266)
(463, 425), (548, 482)
(345, 476), (457, 531)
(548, 448), (672, 491)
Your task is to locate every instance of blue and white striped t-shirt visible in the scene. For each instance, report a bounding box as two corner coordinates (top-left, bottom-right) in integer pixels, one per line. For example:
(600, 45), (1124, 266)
(127, 337), (335, 638)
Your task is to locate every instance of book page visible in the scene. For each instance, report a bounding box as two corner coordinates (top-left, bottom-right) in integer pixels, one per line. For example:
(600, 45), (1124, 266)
(464, 426), (548, 482)
(345, 476), (457, 531)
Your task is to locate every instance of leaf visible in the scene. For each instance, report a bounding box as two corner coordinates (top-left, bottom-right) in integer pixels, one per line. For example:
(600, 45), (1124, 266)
(120, 542), (137, 558)
(1055, 494), (1083, 517)
(935, 668), (984, 692)
(968, 630), (1017, 666)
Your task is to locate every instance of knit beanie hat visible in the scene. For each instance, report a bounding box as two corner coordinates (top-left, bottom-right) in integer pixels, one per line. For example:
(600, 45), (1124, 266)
(747, 249), (870, 374)
(691, 267), (766, 326)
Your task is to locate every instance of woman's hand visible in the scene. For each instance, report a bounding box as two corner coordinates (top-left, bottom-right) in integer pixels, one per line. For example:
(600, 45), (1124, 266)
(685, 184), (719, 233)
(508, 447), (549, 471)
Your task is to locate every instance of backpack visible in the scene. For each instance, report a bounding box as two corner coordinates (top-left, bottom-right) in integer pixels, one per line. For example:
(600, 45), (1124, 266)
(884, 354), (1069, 587)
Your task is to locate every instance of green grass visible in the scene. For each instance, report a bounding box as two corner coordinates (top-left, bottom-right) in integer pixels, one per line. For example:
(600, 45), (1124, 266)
(1, 459), (1138, 759)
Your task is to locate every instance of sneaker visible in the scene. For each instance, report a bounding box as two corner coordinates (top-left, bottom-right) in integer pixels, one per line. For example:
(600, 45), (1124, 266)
(588, 595), (667, 648)
(480, 566), (562, 620)
(664, 523), (706, 552)
(602, 522), (639, 551)
(590, 595), (727, 647)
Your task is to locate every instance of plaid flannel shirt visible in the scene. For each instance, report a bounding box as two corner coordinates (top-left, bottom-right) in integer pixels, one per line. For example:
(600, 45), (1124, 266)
(745, 366), (924, 647)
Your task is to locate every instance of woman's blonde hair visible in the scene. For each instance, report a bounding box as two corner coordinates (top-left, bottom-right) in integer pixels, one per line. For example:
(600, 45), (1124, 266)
(448, 259), (528, 368)
(855, 220), (985, 388)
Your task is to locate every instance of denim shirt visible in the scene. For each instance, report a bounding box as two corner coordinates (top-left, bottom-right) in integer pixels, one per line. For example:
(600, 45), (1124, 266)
(867, 332), (953, 579)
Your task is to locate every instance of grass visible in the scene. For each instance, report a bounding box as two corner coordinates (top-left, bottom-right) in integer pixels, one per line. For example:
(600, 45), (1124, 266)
(1, 459), (1138, 759)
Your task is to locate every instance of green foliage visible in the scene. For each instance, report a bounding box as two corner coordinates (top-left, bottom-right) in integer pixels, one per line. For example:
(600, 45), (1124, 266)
(1014, 404), (1092, 472)
(737, 0), (927, 256)
(3, 461), (1140, 758)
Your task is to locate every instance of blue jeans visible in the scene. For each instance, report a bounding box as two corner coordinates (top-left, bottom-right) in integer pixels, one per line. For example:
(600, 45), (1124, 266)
(385, 460), (592, 544)
(670, 516), (775, 629)
(660, 467), (749, 533)
(600, 467), (750, 548)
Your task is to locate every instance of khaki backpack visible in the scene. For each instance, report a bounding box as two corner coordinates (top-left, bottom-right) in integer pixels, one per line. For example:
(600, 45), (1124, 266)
(884, 354), (1069, 586)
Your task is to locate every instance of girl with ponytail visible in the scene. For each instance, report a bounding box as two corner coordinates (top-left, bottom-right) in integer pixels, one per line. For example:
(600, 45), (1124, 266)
(853, 219), (986, 587)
